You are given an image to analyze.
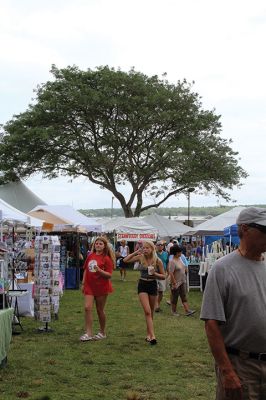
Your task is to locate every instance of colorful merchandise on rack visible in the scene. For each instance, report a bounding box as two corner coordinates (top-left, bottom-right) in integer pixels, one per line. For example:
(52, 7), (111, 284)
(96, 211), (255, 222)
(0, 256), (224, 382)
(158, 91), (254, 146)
(34, 235), (61, 323)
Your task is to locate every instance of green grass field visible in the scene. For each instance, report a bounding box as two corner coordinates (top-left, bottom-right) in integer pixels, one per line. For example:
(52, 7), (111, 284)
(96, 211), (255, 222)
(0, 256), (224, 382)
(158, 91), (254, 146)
(0, 270), (215, 400)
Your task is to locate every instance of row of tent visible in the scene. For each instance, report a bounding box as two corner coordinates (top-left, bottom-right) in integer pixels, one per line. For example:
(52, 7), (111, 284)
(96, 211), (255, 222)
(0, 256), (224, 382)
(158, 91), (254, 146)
(95, 207), (243, 241)
(0, 197), (242, 241)
(0, 198), (189, 238)
(0, 181), (243, 240)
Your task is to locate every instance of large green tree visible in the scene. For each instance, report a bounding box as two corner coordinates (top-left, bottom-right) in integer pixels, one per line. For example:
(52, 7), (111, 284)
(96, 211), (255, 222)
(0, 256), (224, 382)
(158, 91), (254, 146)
(0, 65), (247, 217)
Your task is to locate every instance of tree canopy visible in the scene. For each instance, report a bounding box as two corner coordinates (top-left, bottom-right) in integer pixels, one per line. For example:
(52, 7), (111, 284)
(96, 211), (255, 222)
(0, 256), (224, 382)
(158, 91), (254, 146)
(0, 65), (247, 217)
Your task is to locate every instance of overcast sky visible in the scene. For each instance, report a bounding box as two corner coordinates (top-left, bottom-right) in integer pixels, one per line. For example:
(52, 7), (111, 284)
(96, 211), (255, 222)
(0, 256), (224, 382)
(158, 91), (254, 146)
(1, 0), (266, 210)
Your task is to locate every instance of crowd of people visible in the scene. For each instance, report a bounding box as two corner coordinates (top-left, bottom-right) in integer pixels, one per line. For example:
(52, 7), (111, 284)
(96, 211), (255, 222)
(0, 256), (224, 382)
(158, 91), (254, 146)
(79, 207), (266, 399)
(79, 236), (196, 345)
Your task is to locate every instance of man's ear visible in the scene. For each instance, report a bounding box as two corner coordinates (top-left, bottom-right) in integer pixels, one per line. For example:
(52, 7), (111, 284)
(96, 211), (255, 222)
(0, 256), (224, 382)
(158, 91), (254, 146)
(240, 224), (250, 234)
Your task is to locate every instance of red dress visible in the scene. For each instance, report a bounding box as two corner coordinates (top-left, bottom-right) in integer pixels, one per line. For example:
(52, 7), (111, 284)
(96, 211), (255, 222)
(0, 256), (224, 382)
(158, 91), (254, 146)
(83, 253), (113, 296)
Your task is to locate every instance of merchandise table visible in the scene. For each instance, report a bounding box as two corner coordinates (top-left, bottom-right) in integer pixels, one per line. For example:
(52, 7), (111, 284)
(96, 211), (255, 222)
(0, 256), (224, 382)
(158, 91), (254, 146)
(0, 308), (14, 367)
(8, 290), (29, 331)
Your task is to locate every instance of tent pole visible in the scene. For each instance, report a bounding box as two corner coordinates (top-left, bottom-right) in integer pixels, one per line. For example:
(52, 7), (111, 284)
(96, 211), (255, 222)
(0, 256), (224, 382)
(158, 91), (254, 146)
(113, 230), (116, 249)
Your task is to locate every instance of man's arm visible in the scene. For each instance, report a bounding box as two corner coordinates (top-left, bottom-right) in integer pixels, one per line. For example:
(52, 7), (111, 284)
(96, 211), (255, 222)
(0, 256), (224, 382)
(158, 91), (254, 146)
(205, 320), (242, 399)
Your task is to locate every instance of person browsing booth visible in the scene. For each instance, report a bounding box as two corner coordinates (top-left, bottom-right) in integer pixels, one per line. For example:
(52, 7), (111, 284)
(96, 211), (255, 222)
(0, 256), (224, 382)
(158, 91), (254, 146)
(200, 207), (266, 400)
(154, 241), (169, 312)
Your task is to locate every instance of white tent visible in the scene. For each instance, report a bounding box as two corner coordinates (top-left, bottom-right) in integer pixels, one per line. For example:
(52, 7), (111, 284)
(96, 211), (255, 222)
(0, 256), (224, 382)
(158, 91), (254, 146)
(99, 217), (158, 242)
(142, 213), (189, 238)
(28, 205), (102, 232)
(0, 198), (43, 227)
(0, 180), (46, 213)
(184, 206), (247, 236)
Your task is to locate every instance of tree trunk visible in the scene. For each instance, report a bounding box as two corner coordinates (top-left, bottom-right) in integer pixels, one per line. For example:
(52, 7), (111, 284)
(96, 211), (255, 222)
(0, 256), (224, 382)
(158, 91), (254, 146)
(122, 205), (134, 218)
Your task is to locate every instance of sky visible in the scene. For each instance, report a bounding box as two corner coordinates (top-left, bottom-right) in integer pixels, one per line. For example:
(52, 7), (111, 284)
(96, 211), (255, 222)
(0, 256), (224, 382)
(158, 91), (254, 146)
(0, 0), (266, 210)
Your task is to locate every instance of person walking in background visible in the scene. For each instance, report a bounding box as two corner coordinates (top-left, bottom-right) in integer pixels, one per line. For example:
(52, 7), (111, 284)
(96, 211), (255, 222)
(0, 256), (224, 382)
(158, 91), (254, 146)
(123, 240), (165, 345)
(201, 207), (266, 399)
(166, 238), (175, 253)
(180, 239), (187, 257)
(154, 241), (169, 312)
(166, 244), (189, 306)
(115, 239), (129, 281)
(80, 236), (116, 342)
(169, 245), (195, 316)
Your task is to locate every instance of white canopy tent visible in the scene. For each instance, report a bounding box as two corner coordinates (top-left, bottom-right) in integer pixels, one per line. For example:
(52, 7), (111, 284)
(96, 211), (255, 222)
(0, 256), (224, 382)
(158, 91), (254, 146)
(142, 213), (189, 239)
(184, 206), (247, 236)
(0, 198), (43, 242)
(99, 217), (158, 242)
(28, 205), (102, 232)
(0, 198), (43, 227)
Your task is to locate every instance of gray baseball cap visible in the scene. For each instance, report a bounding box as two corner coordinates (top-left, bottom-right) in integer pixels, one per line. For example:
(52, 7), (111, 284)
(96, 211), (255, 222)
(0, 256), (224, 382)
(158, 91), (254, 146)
(236, 207), (266, 226)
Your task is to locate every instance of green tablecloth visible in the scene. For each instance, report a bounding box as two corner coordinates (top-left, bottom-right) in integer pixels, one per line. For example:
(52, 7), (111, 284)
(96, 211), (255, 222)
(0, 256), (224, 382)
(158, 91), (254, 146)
(0, 308), (14, 363)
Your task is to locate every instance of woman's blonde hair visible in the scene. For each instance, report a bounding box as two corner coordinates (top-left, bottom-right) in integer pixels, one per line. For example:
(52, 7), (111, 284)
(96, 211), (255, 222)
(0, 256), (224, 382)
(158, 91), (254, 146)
(139, 240), (158, 268)
(91, 236), (116, 269)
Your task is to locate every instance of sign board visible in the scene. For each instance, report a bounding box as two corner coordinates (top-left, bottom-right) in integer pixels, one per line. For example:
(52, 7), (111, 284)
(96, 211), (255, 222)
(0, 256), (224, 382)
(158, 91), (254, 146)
(117, 232), (157, 242)
(42, 222), (54, 232)
(187, 263), (202, 291)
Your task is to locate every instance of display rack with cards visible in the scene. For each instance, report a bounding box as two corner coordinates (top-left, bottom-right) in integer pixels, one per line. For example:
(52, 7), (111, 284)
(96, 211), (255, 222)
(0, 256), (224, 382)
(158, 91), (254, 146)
(34, 235), (61, 332)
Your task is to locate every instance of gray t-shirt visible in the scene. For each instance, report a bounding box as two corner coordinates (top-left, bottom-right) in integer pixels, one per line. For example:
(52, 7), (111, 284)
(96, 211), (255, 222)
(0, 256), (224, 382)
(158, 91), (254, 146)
(200, 250), (266, 353)
(137, 262), (159, 281)
(169, 258), (186, 288)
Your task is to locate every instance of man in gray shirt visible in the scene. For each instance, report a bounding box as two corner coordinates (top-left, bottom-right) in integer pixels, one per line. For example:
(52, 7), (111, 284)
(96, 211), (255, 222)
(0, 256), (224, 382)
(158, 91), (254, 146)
(201, 207), (266, 400)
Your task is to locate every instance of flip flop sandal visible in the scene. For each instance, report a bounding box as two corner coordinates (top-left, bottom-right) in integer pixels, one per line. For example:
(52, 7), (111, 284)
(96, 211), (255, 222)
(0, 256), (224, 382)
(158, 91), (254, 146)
(93, 332), (107, 340)
(80, 333), (95, 342)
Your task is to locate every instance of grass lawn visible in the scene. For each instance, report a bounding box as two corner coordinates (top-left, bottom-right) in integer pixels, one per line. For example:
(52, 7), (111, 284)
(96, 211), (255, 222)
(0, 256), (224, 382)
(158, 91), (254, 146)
(0, 270), (215, 400)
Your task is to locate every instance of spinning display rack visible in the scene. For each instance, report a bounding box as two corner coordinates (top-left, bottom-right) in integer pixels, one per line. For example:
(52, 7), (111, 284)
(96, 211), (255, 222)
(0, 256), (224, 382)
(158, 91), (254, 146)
(34, 235), (61, 332)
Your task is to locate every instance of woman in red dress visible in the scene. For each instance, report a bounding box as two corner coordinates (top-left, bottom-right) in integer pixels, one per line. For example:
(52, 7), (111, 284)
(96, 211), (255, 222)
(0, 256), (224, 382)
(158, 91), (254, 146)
(80, 236), (116, 341)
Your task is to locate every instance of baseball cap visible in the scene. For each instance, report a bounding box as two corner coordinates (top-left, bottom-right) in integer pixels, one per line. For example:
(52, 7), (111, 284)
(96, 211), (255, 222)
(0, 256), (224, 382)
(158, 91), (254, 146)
(236, 207), (266, 227)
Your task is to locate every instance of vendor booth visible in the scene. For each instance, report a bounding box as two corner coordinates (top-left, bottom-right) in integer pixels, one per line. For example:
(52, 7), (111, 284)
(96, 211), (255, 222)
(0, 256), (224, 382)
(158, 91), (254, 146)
(183, 206), (246, 256)
(100, 217), (158, 244)
(182, 207), (246, 290)
(28, 205), (101, 232)
(184, 206), (246, 238)
(57, 230), (88, 289)
(28, 205), (102, 289)
(0, 202), (40, 331)
(0, 199), (43, 355)
(0, 198), (43, 237)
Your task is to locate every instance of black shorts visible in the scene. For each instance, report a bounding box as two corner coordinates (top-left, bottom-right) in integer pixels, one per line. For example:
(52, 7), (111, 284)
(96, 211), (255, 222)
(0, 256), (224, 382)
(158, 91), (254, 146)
(119, 258), (127, 269)
(138, 279), (157, 296)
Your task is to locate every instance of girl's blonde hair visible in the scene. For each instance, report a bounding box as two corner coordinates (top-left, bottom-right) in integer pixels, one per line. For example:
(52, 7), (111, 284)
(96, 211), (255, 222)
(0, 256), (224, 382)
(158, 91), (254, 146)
(91, 236), (116, 269)
(139, 240), (158, 268)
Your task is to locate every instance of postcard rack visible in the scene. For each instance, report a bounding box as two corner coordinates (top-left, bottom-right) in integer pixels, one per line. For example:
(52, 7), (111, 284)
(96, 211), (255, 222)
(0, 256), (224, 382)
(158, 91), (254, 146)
(34, 235), (61, 333)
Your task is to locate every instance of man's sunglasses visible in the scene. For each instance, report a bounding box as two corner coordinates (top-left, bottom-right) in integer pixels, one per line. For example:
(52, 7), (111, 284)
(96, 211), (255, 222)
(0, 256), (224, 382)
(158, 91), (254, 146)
(247, 223), (266, 234)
